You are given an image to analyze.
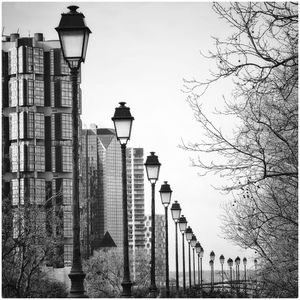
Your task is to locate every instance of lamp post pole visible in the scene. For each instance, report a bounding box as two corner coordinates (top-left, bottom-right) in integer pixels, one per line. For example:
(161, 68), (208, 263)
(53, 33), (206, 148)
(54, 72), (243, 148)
(121, 143), (131, 296)
(192, 247), (195, 287)
(175, 221), (179, 292)
(254, 259), (258, 296)
(210, 251), (215, 292)
(190, 235), (197, 288)
(55, 6), (91, 297)
(159, 182), (173, 298)
(182, 233), (186, 292)
(165, 206), (169, 297)
(197, 254), (200, 287)
(150, 182), (156, 295)
(112, 102), (134, 297)
(178, 215), (187, 293)
(145, 152), (161, 297)
(220, 255), (225, 290)
(235, 257), (241, 295)
(185, 226), (193, 292)
(227, 258), (233, 294)
(200, 247), (204, 292)
(170, 201), (181, 294)
(188, 243), (191, 290)
(194, 242), (201, 289)
(243, 258), (247, 294)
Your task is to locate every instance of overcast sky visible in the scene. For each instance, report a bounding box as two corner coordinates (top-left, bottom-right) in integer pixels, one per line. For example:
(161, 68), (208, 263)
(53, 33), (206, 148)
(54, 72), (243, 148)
(2, 1), (254, 271)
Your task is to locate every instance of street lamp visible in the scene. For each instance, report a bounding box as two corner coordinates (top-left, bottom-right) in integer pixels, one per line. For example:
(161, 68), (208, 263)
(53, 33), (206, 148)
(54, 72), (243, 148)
(199, 246), (204, 291)
(170, 201), (181, 294)
(195, 242), (201, 288)
(145, 152), (161, 297)
(56, 6), (91, 297)
(220, 255), (225, 289)
(254, 258), (258, 295)
(227, 258), (233, 293)
(178, 215), (187, 292)
(243, 257), (247, 294)
(190, 235), (197, 288)
(209, 259), (214, 292)
(159, 181), (172, 297)
(112, 102), (134, 296)
(185, 226), (193, 291)
(210, 251), (215, 291)
(235, 256), (241, 294)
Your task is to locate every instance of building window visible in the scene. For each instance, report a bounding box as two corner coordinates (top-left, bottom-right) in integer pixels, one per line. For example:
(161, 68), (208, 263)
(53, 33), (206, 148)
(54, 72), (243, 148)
(10, 143), (18, 172)
(35, 146), (45, 172)
(34, 80), (44, 106)
(8, 78), (17, 107)
(64, 244), (73, 263)
(11, 179), (20, 206)
(64, 212), (72, 238)
(61, 114), (72, 140)
(35, 179), (45, 205)
(62, 179), (72, 205)
(35, 113), (44, 139)
(62, 146), (72, 172)
(8, 48), (17, 75)
(9, 113), (18, 140)
(33, 48), (44, 74)
(61, 81), (72, 107)
(26, 47), (33, 73)
(17, 143), (35, 172)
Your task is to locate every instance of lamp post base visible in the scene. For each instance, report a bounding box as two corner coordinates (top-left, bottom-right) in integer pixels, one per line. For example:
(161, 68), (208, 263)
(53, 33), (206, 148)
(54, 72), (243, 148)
(68, 270), (88, 298)
(121, 280), (132, 298)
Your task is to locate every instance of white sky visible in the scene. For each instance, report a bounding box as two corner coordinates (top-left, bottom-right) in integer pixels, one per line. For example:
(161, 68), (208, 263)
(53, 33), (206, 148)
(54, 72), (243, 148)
(2, 1), (254, 271)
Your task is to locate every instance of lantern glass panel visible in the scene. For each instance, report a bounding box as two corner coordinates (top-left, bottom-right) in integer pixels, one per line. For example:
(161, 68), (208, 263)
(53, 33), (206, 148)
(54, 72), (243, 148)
(171, 208), (181, 221)
(160, 191), (172, 206)
(59, 29), (85, 60)
(195, 245), (201, 254)
(186, 232), (193, 241)
(179, 221), (187, 232)
(113, 119), (132, 144)
(146, 165), (160, 182)
(82, 30), (89, 61)
(191, 239), (197, 248)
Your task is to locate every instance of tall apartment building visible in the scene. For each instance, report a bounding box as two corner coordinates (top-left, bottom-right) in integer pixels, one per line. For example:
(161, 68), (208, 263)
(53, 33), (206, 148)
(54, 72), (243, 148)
(127, 148), (146, 279)
(2, 33), (82, 267)
(145, 214), (166, 287)
(81, 127), (146, 256)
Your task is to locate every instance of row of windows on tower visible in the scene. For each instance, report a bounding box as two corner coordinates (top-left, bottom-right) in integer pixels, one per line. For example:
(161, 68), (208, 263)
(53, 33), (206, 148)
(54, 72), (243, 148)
(11, 177), (73, 238)
(7, 46), (71, 76)
(9, 112), (73, 141)
(8, 78), (78, 108)
(9, 143), (72, 173)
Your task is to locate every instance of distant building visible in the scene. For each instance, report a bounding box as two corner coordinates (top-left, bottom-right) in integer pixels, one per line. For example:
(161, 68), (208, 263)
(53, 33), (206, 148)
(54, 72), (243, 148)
(2, 33), (82, 267)
(145, 214), (166, 287)
(81, 127), (146, 258)
(127, 147), (146, 280)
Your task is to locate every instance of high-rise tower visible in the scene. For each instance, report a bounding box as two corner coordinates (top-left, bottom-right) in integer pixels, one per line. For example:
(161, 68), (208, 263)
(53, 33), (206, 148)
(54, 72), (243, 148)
(2, 33), (82, 267)
(81, 127), (146, 257)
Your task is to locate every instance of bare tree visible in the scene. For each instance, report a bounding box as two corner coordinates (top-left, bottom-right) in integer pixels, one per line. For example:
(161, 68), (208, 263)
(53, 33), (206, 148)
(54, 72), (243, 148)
(182, 2), (298, 190)
(182, 2), (298, 297)
(2, 189), (65, 297)
(83, 248), (151, 297)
